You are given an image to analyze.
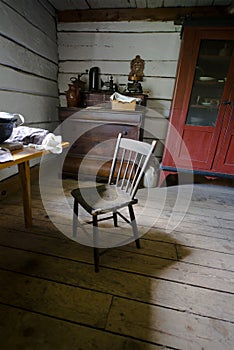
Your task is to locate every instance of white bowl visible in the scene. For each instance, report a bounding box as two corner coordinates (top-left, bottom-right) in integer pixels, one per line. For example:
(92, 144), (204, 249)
(201, 102), (212, 106)
(199, 76), (215, 82)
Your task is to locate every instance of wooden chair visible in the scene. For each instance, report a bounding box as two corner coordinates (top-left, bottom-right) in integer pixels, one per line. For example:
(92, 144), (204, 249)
(71, 133), (157, 272)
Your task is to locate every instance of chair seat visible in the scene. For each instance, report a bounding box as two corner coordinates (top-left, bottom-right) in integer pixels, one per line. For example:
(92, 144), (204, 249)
(71, 183), (138, 216)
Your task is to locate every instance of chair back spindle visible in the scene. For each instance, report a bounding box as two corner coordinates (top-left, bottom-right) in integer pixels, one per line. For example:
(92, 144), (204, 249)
(108, 133), (157, 199)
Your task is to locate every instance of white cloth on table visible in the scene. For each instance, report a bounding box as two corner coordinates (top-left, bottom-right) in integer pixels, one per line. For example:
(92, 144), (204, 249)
(28, 133), (62, 154)
(6, 126), (49, 145)
(0, 147), (14, 163)
(6, 126), (62, 154)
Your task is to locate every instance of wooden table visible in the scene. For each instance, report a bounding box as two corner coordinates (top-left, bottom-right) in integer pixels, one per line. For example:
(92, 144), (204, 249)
(0, 143), (69, 227)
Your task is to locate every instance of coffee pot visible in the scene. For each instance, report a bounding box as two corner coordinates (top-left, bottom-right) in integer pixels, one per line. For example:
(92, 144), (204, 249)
(89, 67), (100, 91)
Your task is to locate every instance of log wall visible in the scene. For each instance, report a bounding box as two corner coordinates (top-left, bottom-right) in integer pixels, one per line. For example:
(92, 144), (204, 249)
(57, 21), (182, 156)
(0, 0), (59, 180)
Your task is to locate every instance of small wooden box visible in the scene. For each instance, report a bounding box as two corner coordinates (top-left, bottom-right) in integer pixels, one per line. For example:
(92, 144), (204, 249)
(111, 100), (136, 111)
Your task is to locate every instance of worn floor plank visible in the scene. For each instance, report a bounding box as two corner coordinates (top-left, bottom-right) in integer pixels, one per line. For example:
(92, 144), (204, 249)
(0, 305), (162, 350)
(0, 179), (234, 349)
(106, 297), (234, 350)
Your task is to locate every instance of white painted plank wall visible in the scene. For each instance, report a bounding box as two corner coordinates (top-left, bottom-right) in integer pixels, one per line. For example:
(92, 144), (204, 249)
(0, 0), (59, 180)
(57, 21), (181, 155)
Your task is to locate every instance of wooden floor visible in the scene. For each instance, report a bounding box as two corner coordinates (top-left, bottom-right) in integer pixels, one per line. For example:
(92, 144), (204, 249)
(0, 177), (234, 349)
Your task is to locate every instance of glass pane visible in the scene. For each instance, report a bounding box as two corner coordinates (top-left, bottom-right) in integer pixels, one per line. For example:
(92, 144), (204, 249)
(186, 39), (234, 126)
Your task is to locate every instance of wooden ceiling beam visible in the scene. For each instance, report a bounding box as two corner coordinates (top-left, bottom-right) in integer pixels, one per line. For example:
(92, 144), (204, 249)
(57, 6), (229, 22)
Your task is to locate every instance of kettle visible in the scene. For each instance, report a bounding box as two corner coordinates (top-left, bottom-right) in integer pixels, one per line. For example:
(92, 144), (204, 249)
(0, 112), (24, 144)
(143, 156), (159, 188)
(89, 67), (100, 91)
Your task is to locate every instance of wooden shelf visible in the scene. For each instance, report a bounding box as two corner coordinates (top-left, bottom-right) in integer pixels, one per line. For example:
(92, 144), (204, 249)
(190, 104), (219, 109)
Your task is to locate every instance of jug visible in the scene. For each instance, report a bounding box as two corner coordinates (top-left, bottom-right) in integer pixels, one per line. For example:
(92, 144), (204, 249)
(65, 84), (81, 107)
(143, 156), (159, 188)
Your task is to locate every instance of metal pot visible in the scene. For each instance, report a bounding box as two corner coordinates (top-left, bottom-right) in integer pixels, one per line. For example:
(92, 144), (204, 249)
(0, 112), (24, 143)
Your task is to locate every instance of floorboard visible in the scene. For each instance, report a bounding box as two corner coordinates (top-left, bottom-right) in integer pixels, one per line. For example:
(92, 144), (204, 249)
(0, 179), (234, 349)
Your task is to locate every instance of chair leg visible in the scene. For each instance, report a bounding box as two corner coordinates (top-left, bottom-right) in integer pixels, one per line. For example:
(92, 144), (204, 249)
(113, 211), (118, 227)
(93, 215), (99, 272)
(73, 198), (79, 238)
(128, 204), (140, 249)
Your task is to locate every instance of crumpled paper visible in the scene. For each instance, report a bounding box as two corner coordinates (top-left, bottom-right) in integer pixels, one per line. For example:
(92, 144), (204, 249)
(110, 92), (141, 103)
(28, 133), (62, 154)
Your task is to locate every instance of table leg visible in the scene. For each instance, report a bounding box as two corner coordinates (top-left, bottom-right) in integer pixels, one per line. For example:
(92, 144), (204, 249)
(18, 160), (32, 228)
